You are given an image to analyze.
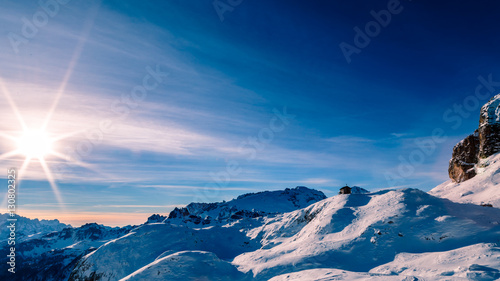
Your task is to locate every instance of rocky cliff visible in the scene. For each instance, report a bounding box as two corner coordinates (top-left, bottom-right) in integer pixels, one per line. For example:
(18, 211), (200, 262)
(449, 94), (500, 182)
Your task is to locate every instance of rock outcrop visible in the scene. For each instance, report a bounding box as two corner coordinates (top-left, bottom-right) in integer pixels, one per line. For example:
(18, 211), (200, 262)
(145, 214), (167, 224)
(449, 132), (479, 182)
(449, 94), (500, 182)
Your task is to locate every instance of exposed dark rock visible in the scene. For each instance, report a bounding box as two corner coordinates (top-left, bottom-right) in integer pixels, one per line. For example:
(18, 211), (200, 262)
(168, 207), (190, 219)
(478, 94), (500, 158)
(448, 132), (479, 182)
(478, 123), (500, 158)
(449, 94), (500, 182)
(146, 214), (167, 224)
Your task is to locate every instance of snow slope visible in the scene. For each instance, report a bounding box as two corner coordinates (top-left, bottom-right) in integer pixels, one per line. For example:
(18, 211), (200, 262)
(430, 152), (500, 207)
(269, 269), (402, 281)
(120, 251), (250, 281)
(270, 243), (500, 281)
(371, 243), (500, 280)
(233, 189), (500, 280)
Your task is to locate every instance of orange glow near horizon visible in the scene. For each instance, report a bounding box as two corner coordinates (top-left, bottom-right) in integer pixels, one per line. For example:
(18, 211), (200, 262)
(18, 210), (159, 227)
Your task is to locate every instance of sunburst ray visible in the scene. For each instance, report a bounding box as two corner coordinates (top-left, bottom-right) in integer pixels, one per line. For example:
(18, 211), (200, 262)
(0, 150), (22, 161)
(0, 78), (27, 131)
(50, 129), (87, 142)
(41, 4), (100, 132)
(0, 131), (18, 142)
(40, 158), (64, 208)
(16, 156), (32, 187)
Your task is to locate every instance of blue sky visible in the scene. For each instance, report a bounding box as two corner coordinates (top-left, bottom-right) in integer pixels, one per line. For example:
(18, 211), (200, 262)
(1, 0), (500, 226)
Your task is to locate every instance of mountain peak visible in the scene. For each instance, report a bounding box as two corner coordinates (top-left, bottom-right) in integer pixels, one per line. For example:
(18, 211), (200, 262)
(449, 94), (500, 182)
(166, 186), (326, 226)
(146, 214), (168, 224)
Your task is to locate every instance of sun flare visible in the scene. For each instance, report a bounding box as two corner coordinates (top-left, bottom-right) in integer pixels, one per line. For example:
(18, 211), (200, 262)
(0, 80), (85, 206)
(17, 130), (54, 159)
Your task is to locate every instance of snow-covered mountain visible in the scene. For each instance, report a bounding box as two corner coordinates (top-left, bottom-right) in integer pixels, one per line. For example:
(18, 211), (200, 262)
(167, 186), (326, 226)
(68, 186), (327, 281)
(65, 188), (500, 281)
(4, 186), (325, 281)
(233, 188), (500, 280)
(68, 220), (260, 280)
(8, 179), (500, 281)
(0, 213), (69, 243)
(0, 222), (134, 281)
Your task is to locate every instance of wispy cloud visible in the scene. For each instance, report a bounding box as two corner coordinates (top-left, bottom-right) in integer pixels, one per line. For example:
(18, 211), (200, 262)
(97, 204), (184, 208)
(137, 185), (255, 191)
(390, 133), (409, 138)
(326, 136), (375, 144)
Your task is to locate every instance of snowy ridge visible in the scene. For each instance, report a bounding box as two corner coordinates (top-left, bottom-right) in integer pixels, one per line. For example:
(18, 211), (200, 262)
(431, 152), (500, 207)
(167, 186), (326, 226)
(350, 186), (370, 194)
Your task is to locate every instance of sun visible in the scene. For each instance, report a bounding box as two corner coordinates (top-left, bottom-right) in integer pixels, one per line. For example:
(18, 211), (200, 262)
(17, 130), (54, 159)
(0, 79), (96, 206)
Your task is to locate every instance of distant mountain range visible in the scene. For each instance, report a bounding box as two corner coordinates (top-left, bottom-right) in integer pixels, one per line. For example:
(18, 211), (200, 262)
(0, 213), (69, 243)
